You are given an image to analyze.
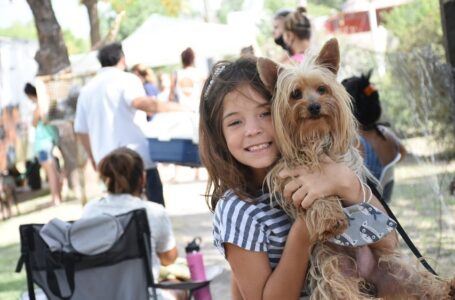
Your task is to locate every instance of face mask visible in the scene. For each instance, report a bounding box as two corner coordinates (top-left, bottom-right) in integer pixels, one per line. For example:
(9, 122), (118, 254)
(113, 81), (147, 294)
(274, 35), (288, 50)
(275, 36), (294, 56)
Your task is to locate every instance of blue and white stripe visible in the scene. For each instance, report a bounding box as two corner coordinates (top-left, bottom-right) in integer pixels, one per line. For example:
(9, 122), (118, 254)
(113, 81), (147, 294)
(213, 190), (292, 269)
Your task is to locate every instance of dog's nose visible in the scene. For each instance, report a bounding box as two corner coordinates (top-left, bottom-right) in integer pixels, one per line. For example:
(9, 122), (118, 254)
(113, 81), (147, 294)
(308, 103), (321, 116)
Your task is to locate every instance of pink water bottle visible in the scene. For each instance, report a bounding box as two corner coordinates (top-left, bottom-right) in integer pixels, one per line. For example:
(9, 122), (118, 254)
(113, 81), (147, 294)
(185, 237), (212, 300)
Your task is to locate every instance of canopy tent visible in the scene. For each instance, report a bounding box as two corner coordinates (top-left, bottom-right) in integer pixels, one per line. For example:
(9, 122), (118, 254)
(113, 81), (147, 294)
(122, 14), (257, 67)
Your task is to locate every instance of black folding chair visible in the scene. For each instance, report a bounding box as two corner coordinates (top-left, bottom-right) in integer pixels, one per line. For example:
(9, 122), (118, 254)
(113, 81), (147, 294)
(16, 209), (211, 300)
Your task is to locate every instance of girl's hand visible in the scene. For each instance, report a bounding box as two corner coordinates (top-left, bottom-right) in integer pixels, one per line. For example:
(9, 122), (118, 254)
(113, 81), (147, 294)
(278, 156), (362, 209)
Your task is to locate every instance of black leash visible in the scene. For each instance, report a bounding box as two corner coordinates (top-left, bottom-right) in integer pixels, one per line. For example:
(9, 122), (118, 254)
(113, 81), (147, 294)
(368, 179), (438, 276)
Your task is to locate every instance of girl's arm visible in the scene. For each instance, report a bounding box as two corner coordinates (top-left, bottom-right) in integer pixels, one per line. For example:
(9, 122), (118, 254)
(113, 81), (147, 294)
(157, 246), (178, 266)
(225, 217), (312, 300)
(230, 275), (244, 300)
(32, 104), (41, 127)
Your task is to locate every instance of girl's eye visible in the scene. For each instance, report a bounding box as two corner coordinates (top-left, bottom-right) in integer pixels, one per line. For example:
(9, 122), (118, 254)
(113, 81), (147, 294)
(317, 85), (327, 95)
(227, 120), (241, 127)
(290, 89), (302, 100)
(260, 111), (271, 118)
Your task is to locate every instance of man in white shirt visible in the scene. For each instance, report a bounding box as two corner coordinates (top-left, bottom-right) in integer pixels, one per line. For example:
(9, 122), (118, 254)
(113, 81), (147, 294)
(74, 42), (182, 206)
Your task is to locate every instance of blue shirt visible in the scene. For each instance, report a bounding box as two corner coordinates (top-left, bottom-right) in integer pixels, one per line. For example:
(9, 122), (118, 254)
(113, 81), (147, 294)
(360, 136), (383, 179)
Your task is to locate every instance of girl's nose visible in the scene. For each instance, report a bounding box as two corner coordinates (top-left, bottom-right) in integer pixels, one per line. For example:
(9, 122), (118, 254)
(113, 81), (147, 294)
(245, 121), (262, 137)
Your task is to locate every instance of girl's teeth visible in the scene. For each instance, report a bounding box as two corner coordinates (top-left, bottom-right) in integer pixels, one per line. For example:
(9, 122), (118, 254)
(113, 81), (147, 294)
(248, 143), (269, 151)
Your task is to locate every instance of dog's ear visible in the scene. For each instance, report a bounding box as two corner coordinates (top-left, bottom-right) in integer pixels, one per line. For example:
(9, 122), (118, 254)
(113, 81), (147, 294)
(257, 57), (280, 94)
(315, 38), (340, 75)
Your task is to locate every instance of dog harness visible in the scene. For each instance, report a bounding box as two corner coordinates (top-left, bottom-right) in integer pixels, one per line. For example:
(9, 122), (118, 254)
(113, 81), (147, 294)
(329, 175), (397, 247)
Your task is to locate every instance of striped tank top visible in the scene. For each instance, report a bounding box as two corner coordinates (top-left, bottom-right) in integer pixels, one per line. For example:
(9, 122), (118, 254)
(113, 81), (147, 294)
(212, 190), (292, 269)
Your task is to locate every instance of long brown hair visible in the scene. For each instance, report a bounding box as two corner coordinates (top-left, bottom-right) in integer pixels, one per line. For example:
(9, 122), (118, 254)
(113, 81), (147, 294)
(98, 148), (144, 196)
(199, 57), (272, 211)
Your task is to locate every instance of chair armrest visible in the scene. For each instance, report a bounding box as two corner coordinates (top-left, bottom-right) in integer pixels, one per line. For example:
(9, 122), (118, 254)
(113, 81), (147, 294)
(154, 280), (210, 291)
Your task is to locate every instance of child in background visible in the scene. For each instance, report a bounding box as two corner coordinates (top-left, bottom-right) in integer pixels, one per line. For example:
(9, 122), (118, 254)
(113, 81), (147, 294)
(342, 72), (407, 180)
(198, 57), (390, 299)
(24, 82), (62, 206)
(82, 147), (184, 300)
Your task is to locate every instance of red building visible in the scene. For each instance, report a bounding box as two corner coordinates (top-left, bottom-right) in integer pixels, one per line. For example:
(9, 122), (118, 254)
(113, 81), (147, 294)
(325, 0), (410, 34)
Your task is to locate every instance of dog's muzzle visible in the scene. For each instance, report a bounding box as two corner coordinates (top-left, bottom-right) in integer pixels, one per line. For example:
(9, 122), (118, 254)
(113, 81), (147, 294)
(308, 102), (321, 117)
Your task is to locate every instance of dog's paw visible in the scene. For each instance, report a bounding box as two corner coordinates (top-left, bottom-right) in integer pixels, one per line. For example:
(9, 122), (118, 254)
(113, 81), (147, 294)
(306, 198), (349, 240)
(317, 216), (349, 240)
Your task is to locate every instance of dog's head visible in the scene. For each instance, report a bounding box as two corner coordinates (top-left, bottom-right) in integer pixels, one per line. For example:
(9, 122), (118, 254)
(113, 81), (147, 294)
(257, 38), (356, 160)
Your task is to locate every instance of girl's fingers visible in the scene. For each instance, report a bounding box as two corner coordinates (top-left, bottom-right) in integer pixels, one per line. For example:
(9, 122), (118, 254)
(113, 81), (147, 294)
(300, 193), (316, 209)
(291, 185), (308, 208)
(278, 166), (308, 179)
(278, 168), (295, 179)
(283, 180), (302, 200)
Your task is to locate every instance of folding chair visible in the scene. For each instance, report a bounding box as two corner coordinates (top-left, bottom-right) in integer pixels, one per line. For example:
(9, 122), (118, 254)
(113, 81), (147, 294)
(16, 209), (212, 300)
(379, 152), (401, 203)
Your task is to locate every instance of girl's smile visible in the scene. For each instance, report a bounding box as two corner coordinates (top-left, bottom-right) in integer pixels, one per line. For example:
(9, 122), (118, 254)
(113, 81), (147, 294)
(222, 84), (279, 181)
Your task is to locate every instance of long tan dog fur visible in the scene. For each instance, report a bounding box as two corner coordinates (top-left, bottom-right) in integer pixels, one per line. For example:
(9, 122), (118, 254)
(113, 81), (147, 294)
(258, 38), (455, 300)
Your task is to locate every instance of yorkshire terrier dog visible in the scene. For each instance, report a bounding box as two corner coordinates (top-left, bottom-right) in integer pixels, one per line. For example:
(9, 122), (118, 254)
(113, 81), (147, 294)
(258, 38), (455, 299)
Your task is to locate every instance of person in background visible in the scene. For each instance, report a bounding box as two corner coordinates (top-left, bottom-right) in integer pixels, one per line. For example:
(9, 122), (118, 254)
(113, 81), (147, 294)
(24, 83), (62, 205)
(342, 71), (407, 180)
(82, 147), (185, 300)
(132, 63), (160, 97)
(74, 42), (185, 207)
(282, 6), (312, 64)
(168, 47), (206, 181)
(156, 72), (172, 102)
(132, 63), (160, 120)
(168, 47), (206, 112)
(272, 8), (292, 62)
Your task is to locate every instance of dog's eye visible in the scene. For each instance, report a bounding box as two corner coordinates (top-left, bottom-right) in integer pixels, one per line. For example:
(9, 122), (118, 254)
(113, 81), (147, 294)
(290, 89), (302, 100)
(317, 85), (327, 95)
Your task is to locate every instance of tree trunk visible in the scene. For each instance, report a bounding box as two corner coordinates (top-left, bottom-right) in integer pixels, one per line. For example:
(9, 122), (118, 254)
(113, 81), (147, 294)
(82, 0), (101, 48)
(26, 0), (70, 75)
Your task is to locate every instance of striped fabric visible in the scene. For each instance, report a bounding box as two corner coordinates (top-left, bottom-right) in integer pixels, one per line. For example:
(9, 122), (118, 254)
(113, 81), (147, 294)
(213, 190), (292, 269)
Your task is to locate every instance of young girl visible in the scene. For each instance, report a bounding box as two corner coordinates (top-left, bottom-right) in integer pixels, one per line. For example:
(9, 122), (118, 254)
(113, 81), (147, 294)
(199, 57), (396, 299)
(24, 82), (62, 206)
(81, 148), (184, 300)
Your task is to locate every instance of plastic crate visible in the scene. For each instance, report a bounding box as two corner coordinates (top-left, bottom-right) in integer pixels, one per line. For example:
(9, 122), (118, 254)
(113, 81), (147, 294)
(148, 138), (201, 167)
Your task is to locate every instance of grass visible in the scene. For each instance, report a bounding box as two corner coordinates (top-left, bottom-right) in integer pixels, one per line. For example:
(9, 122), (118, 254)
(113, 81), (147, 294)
(0, 244), (23, 300)
(391, 156), (455, 277)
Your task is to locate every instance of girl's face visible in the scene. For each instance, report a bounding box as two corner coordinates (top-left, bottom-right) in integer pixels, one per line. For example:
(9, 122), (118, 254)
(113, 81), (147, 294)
(222, 84), (279, 182)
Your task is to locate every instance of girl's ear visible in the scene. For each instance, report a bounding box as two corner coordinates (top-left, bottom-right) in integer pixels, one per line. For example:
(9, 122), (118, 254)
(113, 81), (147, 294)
(257, 57), (280, 94)
(315, 38), (340, 75)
